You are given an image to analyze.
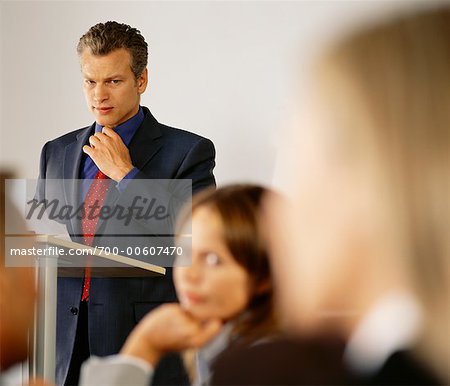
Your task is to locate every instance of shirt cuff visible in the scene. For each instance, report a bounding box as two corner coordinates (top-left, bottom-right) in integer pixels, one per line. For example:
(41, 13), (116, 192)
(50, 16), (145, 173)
(80, 355), (153, 386)
(115, 167), (139, 193)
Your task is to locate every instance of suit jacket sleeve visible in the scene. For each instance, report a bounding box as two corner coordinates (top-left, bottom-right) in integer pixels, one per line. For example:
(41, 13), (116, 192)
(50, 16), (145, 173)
(35, 141), (50, 203)
(175, 137), (216, 193)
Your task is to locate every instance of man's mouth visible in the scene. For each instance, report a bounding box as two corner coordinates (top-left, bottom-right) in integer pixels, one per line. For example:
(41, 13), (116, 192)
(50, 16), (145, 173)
(95, 107), (114, 114)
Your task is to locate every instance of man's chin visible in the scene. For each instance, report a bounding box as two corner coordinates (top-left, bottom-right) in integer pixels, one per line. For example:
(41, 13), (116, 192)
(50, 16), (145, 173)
(95, 117), (117, 127)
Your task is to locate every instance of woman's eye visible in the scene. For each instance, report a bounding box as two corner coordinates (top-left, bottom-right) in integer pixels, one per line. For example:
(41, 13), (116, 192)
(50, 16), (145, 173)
(205, 253), (221, 266)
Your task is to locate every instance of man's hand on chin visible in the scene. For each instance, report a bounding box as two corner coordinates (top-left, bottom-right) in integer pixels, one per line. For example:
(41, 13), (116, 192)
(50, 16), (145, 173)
(82, 126), (134, 182)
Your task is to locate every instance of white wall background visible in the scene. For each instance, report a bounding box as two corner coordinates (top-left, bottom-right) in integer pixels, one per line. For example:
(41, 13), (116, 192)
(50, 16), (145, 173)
(0, 0), (425, 187)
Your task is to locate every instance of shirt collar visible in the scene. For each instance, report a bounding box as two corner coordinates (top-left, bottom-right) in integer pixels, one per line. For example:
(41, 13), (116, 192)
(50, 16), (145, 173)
(344, 291), (423, 376)
(95, 106), (144, 146)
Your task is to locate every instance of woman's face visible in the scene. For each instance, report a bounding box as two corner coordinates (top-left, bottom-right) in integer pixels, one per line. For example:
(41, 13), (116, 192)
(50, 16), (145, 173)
(268, 87), (379, 332)
(174, 206), (253, 322)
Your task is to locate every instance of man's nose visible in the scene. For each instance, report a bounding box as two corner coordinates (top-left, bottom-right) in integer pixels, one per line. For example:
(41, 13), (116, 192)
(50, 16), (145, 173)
(93, 84), (109, 103)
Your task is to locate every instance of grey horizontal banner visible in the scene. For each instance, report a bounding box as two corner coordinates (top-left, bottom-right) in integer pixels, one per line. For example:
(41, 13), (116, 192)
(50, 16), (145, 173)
(5, 179), (193, 268)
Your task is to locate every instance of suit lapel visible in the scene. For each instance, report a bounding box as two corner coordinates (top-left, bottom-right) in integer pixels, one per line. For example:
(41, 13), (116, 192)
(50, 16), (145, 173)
(128, 106), (163, 170)
(63, 124), (94, 235)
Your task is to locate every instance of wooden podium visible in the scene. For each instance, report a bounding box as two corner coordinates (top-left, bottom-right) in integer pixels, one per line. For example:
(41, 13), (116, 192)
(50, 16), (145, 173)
(30, 235), (165, 384)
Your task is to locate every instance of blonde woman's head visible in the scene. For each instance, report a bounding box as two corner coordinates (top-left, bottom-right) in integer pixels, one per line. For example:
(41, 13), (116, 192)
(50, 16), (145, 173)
(271, 7), (449, 382)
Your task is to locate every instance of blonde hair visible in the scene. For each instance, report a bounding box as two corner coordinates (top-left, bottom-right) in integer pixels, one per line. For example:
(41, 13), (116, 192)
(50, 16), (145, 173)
(316, 8), (450, 382)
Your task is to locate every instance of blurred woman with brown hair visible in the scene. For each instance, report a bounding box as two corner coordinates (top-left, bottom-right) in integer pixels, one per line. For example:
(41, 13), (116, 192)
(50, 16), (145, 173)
(174, 184), (278, 384)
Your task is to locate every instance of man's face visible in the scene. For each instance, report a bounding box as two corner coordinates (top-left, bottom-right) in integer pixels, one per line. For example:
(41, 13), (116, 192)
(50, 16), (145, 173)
(80, 48), (148, 127)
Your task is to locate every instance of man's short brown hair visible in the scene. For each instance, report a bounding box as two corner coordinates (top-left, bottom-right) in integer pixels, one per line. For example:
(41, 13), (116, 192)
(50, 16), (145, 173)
(77, 21), (148, 78)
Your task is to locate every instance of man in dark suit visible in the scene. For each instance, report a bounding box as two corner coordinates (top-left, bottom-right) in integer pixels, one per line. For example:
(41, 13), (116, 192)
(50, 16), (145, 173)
(36, 21), (215, 385)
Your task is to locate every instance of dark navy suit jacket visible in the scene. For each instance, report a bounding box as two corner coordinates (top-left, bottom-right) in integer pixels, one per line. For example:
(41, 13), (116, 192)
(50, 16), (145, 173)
(36, 107), (216, 385)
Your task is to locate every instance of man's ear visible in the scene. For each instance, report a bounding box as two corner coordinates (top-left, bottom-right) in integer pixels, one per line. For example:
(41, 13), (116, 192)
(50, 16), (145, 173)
(137, 68), (148, 94)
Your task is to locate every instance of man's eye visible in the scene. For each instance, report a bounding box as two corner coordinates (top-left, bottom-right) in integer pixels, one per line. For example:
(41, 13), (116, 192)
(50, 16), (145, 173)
(85, 80), (95, 85)
(110, 80), (121, 84)
(205, 253), (221, 266)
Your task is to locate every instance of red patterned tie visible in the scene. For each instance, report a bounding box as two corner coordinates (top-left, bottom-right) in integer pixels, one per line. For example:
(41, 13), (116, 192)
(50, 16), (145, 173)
(81, 170), (110, 301)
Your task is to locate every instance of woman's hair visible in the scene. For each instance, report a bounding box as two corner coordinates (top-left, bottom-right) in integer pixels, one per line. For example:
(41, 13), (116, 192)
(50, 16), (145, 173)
(178, 184), (278, 341)
(316, 7), (450, 382)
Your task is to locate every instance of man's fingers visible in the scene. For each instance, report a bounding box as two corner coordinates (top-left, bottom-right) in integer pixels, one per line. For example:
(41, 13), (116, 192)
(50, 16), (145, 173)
(102, 126), (119, 138)
(89, 135), (101, 147)
(93, 132), (108, 142)
(82, 145), (94, 157)
(189, 319), (222, 348)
